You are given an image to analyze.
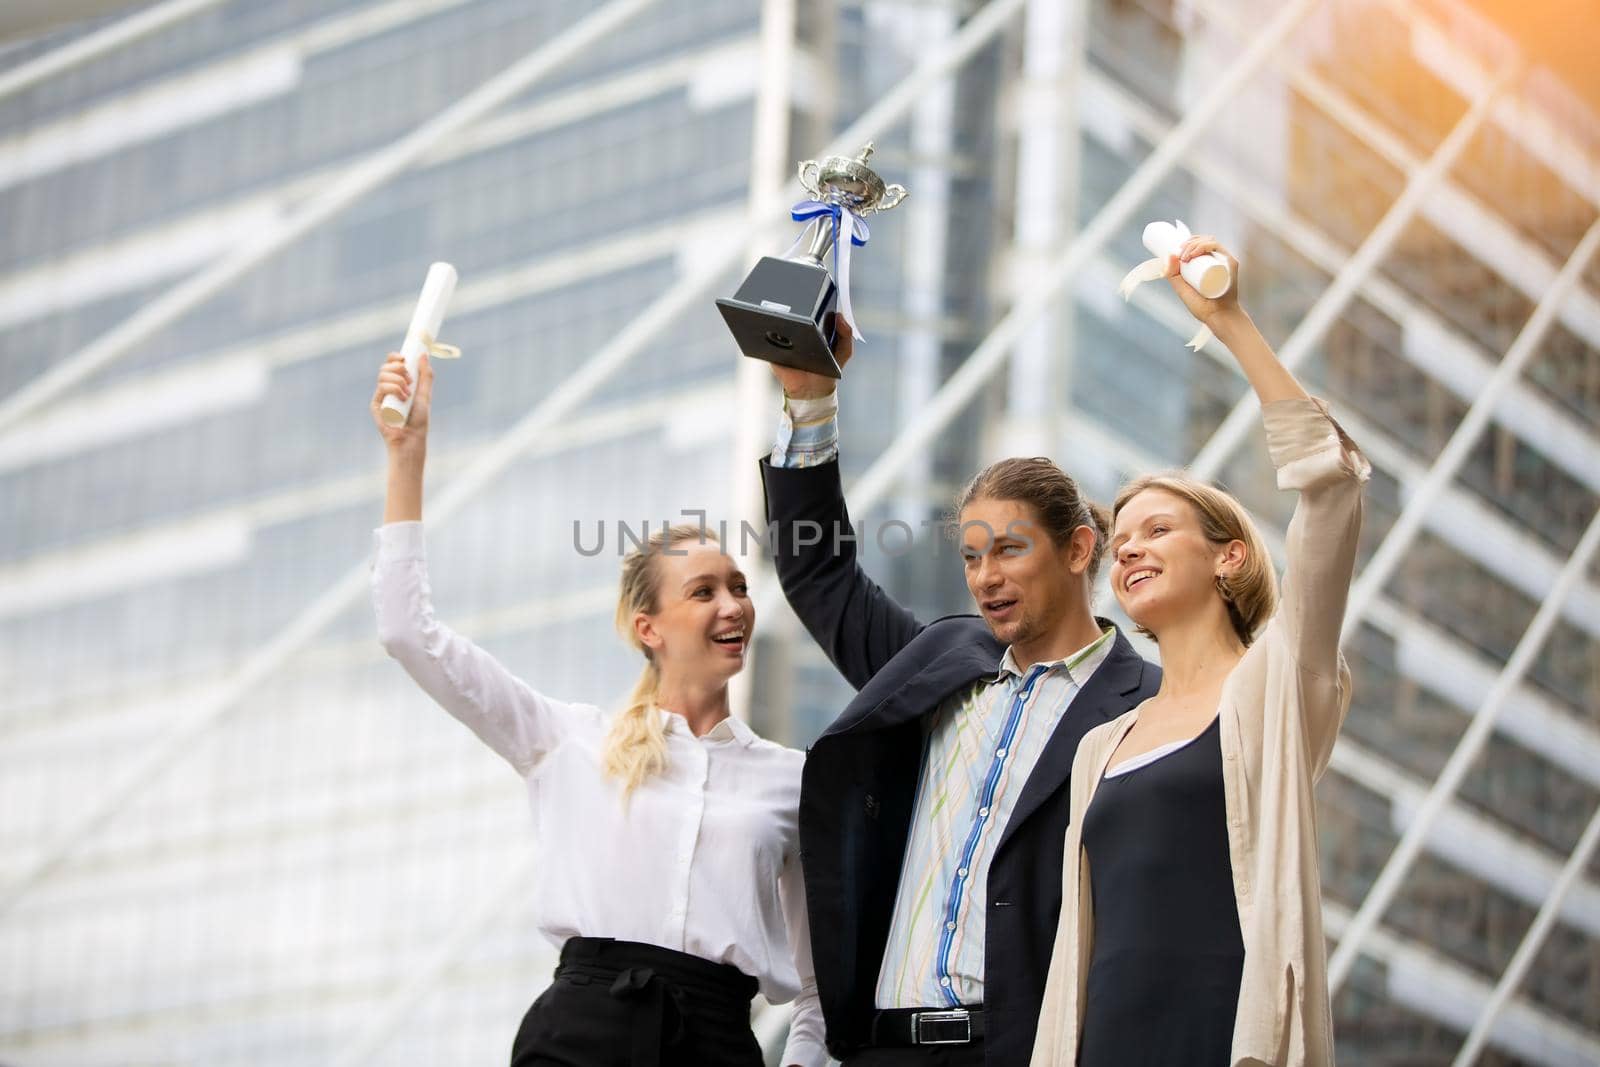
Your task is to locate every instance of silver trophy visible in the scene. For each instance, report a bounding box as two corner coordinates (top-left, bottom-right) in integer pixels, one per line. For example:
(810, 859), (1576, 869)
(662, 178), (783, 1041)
(717, 143), (908, 378)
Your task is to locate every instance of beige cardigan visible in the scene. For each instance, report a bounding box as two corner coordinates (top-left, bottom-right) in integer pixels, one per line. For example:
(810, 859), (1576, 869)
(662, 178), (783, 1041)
(1030, 398), (1370, 1067)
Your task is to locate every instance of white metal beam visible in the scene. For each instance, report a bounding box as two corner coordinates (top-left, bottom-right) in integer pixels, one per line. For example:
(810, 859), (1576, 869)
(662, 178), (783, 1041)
(1186, 60), (1517, 479)
(0, 210), (732, 473)
(1053, 338), (1600, 939)
(728, 0), (796, 725)
(1072, 253), (1600, 1049)
(844, 0), (1325, 512)
(326, 851), (541, 1066)
(999, 0), (1087, 456)
(0, 0), (1035, 916)
(0, 0), (657, 430)
(234, 2), (1046, 1049)
(1452, 801), (1600, 1067)
(0, 0), (222, 99)
(1328, 481), (1600, 992)
(1338, 211), (1600, 642)
(1322, 901), (1600, 1067)
(1076, 71), (1600, 641)
(0, 0), (487, 224)
(0, 39), (744, 331)
(1397, 0), (1600, 212)
(1105, 243), (1600, 787)
(1084, 60), (1600, 499)
(1193, 0), (1600, 356)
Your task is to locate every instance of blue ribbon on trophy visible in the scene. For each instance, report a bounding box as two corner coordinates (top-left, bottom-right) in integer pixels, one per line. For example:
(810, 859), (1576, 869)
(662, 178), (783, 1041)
(785, 199), (871, 341)
(715, 142), (908, 380)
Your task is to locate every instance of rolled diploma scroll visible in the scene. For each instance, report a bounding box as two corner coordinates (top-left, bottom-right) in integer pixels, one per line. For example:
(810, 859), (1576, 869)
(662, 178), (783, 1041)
(379, 262), (459, 427)
(1118, 220), (1231, 350)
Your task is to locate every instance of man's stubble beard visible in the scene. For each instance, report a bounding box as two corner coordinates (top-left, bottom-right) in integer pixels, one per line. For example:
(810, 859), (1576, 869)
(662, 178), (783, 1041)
(986, 610), (1039, 649)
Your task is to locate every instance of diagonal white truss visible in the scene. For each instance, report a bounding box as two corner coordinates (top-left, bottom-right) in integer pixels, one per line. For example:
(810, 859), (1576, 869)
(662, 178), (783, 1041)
(1106, 247), (1600, 1065)
(1324, 214), (1600, 994)
(1184, 60), (1519, 480)
(0, 0), (657, 430)
(732, 0), (1600, 1052)
(197, 0), (1317, 1052)
(7, 0), (1600, 1058)
(1451, 792), (1600, 1067)
(0, 0), (225, 101)
(0, 0), (660, 913)
(0, 0), (1033, 911)
(845, 0), (1325, 509)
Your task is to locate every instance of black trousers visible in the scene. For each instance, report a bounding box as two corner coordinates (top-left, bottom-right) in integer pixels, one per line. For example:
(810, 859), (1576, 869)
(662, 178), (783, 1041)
(510, 937), (763, 1067)
(843, 1042), (986, 1066)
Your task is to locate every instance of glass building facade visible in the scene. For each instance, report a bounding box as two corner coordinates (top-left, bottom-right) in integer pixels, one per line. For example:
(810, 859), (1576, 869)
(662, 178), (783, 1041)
(0, 1), (1596, 1063)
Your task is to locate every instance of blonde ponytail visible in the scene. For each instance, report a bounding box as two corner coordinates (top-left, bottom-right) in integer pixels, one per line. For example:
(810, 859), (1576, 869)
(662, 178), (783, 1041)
(601, 523), (711, 798)
(601, 659), (669, 797)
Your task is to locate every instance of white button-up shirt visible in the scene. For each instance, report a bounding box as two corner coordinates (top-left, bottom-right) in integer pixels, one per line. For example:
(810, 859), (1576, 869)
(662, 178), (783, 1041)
(372, 522), (825, 1066)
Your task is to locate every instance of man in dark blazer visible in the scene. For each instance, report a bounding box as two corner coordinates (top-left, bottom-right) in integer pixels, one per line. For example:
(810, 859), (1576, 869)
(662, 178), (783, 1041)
(758, 337), (1160, 1066)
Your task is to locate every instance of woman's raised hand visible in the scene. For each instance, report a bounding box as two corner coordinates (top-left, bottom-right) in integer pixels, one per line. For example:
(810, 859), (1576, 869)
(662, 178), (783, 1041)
(1165, 234), (1242, 328)
(1169, 236), (1307, 404)
(371, 351), (433, 451)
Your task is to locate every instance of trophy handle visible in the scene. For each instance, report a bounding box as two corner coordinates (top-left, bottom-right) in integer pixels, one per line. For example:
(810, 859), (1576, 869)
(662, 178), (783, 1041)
(798, 159), (822, 197)
(877, 184), (908, 212)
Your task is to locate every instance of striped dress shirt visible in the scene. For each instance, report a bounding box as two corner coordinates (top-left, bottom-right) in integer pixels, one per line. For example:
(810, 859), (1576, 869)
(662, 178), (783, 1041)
(873, 633), (1113, 1008)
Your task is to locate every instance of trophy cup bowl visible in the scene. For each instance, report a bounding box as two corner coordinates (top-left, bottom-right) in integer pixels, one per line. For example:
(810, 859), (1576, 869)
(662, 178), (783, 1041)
(716, 143), (907, 378)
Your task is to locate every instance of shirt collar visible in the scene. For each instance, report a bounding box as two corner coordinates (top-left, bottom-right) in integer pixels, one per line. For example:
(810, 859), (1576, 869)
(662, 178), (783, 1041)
(657, 708), (755, 745)
(994, 626), (1115, 685)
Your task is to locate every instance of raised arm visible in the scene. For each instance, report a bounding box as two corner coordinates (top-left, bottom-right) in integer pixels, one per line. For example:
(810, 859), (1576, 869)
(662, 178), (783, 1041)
(760, 330), (923, 690)
(1167, 236), (1308, 406)
(370, 354), (587, 774)
(1171, 239), (1370, 760)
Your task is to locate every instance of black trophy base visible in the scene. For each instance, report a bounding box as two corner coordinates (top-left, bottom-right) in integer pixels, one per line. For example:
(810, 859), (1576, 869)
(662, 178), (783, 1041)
(716, 255), (841, 378)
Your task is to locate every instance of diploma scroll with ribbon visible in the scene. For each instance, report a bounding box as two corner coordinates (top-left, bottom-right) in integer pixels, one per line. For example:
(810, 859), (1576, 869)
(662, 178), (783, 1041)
(1118, 220), (1233, 352)
(716, 143), (907, 378)
(379, 261), (461, 428)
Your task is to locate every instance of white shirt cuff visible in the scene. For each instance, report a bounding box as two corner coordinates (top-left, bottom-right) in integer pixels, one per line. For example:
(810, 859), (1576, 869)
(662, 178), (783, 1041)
(373, 520), (426, 560)
(784, 390), (838, 425)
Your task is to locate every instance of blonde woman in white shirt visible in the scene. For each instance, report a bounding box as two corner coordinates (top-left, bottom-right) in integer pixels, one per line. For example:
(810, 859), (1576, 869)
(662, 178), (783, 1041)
(369, 351), (825, 1067)
(1030, 236), (1368, 1067)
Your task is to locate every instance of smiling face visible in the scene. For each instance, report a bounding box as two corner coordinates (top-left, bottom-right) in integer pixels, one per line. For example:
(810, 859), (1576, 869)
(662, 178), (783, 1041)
(958, 496), (1093, 650)
(633, 540), (754, 687)
(1109, 487), (1245, 640)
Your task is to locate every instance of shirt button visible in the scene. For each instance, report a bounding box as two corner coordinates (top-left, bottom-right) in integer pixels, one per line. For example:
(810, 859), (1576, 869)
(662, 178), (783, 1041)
(957, 867), (968, 878)
(946, 921), (956, 931)
(940, 977), (952, 987)
(996, 748), (1007, 758)
(978, 806), (990, 818)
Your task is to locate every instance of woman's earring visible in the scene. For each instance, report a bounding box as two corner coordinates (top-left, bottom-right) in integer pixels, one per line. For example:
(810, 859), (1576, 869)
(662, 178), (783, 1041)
(1214, 574), (1234, 603)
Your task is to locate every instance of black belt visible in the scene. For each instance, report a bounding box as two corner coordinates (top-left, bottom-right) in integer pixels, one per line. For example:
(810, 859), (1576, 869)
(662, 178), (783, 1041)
(870, 1005), (986, 1046)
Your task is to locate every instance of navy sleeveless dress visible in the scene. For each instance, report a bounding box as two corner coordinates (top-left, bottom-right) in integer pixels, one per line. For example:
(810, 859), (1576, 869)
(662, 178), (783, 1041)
(1077, 717), (1244, 1067)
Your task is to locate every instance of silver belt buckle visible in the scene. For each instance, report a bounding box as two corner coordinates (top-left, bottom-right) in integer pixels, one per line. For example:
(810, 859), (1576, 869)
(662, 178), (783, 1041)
(911, 1008), (971, 1045)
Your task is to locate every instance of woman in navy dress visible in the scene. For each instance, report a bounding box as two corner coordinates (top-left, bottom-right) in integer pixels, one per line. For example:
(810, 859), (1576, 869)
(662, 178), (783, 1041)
(1032, 235), (1369, 1066)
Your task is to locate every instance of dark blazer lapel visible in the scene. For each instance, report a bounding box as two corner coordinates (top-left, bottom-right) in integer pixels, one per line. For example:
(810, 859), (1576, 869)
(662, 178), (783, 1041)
(995, 626), (1152, 853)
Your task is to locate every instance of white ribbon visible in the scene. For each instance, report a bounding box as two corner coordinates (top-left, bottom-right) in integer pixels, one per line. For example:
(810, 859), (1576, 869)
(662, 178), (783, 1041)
(786, 200), (871, 341)
(419, 331), (461, 359)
